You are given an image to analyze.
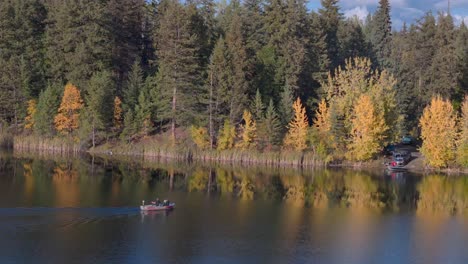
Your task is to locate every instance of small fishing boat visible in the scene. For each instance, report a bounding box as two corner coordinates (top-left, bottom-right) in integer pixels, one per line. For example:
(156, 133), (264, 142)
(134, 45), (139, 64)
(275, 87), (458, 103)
(140, 200), (175, 211)
(386, 161), (408, 171)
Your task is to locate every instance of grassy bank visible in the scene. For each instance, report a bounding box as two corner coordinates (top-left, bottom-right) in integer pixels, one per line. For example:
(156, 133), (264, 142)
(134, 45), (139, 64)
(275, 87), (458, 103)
(89, 138), (327, 168)
(13, 135), (81, 154)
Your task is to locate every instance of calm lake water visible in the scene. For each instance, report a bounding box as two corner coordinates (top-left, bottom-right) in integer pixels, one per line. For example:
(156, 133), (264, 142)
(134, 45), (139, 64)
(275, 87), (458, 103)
(0, 150), (467, 264)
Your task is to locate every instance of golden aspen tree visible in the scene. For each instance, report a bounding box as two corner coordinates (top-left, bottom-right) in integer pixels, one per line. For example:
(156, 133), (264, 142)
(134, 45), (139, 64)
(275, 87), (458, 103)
(54, 83), (84, 135)
(236, 110), (257, 149)
(113, 96), (123, 129)
(419, 96), (457, 168)
(24, 99), (37, 130)
(312, 99), (333, 160)
(284, 98), (309, 151)
(347, 95), (388, 161)
(217, 119), (236, 151)
(314, 99), (331, 140)
(457, 96), (468, 167)
(190, 125), (210, 150)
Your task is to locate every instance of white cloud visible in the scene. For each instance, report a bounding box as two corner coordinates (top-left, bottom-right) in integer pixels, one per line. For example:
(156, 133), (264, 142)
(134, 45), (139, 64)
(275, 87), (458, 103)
(453, 14), (468, 24)
(340, 0), (378, 9)
(344, 6), (370, 22)
(435, 0), (468, 9)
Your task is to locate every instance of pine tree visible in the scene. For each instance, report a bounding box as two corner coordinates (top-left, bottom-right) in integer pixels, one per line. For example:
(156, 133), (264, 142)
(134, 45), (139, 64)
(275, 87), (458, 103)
(81, 71), (114, 147)
(236, 110), (257, 149)
(263, 0), (308, 96)
(206, 37), (230, 148)
(0, 0), (47, 99)
(419, 96), (457, 168)
(308, 11), (330, 100)
(106, 0), (145, 91)
(121, 109), (136, 141)
(370, 0), (392, 69)
(252, 89), (265, 120)
(279, 84), (294, 127)
(455, 22), (468, 104)
(262, 99), (282, 147)
(457, 96), (468, 167)
(156, 0), (202, 140)
(339, 18), (369, 61)
(225, 9), (250, 123)
(54, 83), (84, 135)
(347, 95), (387, 161)
(284, 97), (309, 151)
(318, 0), (342, 71)
(428, 13), (458, 100)
(123, 60), (144, 112)
(134, 81), (154, 137)
(34, 83), (62, 136)
(45, 0), (112, 90)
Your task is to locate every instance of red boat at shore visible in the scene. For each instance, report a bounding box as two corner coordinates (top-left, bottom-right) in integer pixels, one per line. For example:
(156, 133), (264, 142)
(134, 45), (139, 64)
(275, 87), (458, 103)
(140, 200), (175, 211)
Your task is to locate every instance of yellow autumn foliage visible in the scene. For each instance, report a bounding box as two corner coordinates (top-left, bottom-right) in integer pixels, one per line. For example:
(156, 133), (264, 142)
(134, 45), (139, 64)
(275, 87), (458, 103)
(113, 96), (123, 129)
(419, 96), (457, 168)
(347, 95), (388, 161)
(190, 125), (210, 150)
(284, 97), (309, 151)
(24, 99), (37, 130)
(54, 83), (84, 135)
(217, 119), (236, 151)
(236, 110), (257, 150)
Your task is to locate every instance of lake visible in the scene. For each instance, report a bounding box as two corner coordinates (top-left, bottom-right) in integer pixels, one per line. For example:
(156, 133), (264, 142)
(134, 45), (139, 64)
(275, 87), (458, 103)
(0, 150), (467, 264)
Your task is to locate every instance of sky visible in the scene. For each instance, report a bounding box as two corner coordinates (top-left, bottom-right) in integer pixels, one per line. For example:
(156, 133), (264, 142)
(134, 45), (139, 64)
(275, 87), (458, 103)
(309, 0), (468, 29)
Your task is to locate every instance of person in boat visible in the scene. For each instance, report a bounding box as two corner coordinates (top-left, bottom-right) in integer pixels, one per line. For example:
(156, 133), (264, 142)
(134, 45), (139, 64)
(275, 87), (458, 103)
(155, 198), (160, 206)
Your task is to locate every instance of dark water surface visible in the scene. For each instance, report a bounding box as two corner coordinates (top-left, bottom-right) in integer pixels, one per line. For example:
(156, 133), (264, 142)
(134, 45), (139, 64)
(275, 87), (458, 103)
(0, 151), (467, 264)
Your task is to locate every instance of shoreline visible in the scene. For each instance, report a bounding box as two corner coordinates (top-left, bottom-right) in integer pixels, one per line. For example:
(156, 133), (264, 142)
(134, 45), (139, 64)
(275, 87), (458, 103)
(9, 135), (468, 175)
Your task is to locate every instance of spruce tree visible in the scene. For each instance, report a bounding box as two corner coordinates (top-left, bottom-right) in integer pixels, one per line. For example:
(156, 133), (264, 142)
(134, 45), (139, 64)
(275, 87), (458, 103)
(45, 0), (112, 90)
(263, 99), (282, 147)
(339, 18), (369, 61)
(225, 10), (250, 123)
(279, 84), (294, 128)
(206, 37), (231, 148)
(106, 0), (146, 91)
(318, 0), (342, 71)
(456, 22), (468, 101)
(81, 71), (114, 147)
(34, 83), (62, 136)
(156, 0), (202, 140)
(370, 0), (392, 69)
(252, 89), (265, 120)
(123, 60), (144, 112)
(428, 13), (458, 101)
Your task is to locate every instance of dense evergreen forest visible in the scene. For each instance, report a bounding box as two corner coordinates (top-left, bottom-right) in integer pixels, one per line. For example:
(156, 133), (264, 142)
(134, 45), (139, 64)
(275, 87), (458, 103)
(1, 0), (467, 166)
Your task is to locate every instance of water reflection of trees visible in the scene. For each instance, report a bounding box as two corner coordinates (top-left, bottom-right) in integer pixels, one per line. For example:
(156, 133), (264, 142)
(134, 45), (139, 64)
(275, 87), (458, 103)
(10, 151), (468, 214)
(417, 175), (468, 215)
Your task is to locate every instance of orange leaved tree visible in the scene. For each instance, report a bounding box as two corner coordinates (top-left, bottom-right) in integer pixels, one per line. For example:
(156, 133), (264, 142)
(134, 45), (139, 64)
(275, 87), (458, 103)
(24, 99), (37, 130)
(419, 96), (457, 168)
(54, 83), (84, 135)
(284, 97), (309, 151)
(113, 96), (123, 129)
